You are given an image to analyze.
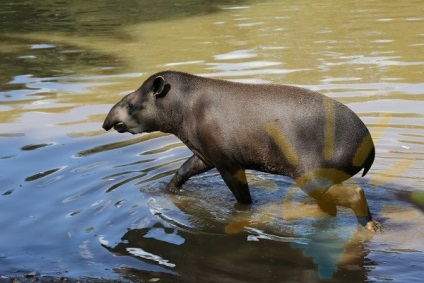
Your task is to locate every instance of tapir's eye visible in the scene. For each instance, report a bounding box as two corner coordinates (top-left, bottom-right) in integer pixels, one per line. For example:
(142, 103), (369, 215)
(127, 103), (134, 111)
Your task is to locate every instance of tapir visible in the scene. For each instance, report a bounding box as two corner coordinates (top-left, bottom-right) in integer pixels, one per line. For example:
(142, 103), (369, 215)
(103, 70), (380, 232)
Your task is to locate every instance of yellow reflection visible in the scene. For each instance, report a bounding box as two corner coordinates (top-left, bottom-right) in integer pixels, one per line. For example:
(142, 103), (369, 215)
(323, 97), (335, 161)
(265, 122), (299, 166)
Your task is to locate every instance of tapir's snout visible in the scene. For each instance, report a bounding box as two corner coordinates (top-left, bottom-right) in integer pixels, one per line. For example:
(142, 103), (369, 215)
(102, 108), (115, 131)
(102, 118), (113, 131)
(102, 104), (128, 133)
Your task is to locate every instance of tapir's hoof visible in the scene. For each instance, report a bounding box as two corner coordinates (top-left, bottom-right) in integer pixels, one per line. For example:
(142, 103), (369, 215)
(365, 220), (382, 233)
(166, 185), (181, 194)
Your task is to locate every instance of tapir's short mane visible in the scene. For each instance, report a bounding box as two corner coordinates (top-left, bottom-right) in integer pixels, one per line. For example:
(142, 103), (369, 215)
(143, 70), (310, 96)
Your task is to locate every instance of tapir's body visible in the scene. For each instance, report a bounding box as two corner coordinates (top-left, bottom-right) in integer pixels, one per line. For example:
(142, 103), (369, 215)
(103, 71), (380, 231)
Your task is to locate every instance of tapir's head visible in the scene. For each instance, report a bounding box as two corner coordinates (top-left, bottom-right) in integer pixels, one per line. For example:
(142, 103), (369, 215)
(102, 75), (171, 135)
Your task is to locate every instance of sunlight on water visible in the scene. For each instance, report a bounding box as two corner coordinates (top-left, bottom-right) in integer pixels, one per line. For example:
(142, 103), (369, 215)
(0, 0), (423, 282)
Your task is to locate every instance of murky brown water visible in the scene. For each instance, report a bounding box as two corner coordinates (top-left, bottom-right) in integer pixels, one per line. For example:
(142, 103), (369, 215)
(1, 1), (423, 282)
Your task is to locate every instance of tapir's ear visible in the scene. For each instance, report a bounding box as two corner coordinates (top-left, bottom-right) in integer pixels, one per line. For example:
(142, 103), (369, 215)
(152, 76), (169, 98)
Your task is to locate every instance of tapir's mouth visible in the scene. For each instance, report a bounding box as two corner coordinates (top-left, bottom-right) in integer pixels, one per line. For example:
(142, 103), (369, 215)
(113, 122), (127, 133)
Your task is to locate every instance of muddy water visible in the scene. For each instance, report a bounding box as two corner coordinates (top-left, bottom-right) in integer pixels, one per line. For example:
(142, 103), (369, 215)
(1, 1), (423, 282)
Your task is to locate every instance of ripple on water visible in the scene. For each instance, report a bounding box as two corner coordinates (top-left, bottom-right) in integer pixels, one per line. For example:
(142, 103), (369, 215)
(62, 180), (114, 203)
(20, 142), (55, 151)
(24, 167), (64, 182)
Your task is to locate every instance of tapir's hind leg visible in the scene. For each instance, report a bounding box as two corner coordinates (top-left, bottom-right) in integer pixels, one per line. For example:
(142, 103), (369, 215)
(315, 197), (337, 216)
(166, 154), (213, 193)
(309, 184), (381, 232)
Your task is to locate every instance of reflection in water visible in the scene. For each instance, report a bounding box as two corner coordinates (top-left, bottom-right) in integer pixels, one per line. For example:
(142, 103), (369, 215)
(103, 199), (374, 281)
(0, 0), (423, 282)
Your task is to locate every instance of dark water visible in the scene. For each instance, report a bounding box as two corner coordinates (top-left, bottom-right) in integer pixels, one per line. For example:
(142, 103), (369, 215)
(1, 1), (424, 282)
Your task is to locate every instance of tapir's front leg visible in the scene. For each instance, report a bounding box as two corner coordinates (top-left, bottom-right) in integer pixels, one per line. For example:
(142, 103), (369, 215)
(167, 154), (213, 193)
(217, 166), (252, 205)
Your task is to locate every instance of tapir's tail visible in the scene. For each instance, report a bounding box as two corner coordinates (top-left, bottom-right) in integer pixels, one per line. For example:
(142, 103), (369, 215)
(362, 146), (375, 177)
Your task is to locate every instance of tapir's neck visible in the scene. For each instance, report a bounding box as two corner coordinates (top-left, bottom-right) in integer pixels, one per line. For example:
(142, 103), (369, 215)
(156, 97), (188, 138)
(153, 71), (218, 141)
(157, 114), (184, 137)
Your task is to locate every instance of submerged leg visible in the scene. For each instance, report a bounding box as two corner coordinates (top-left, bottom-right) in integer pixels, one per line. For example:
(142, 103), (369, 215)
(309, 184), (381, 232)
(315, 198), (338, 216)
(217, 167), (252, 205)
(166, 154), (213, 193)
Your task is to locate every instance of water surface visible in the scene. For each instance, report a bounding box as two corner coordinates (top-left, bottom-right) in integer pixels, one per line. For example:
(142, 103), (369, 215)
(1, 1), (423, 282)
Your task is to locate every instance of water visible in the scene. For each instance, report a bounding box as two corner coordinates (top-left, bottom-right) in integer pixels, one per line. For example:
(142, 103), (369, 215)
(1, 1), (423, 282)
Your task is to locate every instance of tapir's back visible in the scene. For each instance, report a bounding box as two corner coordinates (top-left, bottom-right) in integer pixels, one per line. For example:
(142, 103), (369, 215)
(187, 75), (375, 181)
